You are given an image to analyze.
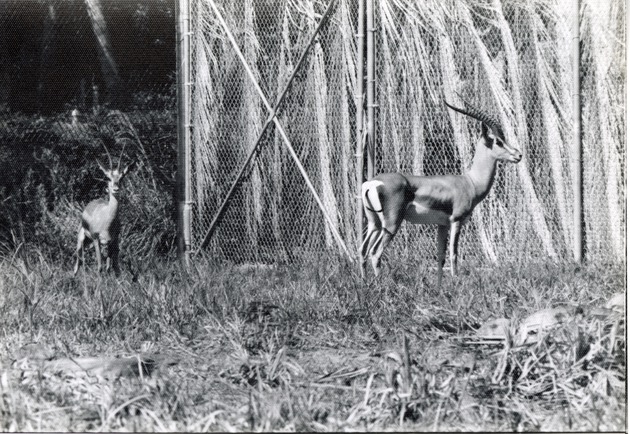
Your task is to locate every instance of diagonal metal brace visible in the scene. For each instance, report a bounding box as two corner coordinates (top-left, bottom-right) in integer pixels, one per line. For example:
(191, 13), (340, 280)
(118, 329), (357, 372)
(198, 0), (352, 261)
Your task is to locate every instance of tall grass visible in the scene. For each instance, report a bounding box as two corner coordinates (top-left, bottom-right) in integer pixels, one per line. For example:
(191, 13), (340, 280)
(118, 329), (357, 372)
(0, 250), (624, 431)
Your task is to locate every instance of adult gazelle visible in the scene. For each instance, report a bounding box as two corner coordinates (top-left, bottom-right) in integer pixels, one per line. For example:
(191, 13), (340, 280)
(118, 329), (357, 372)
(361, 99), (522, 285)
(73, 152), (134, 277)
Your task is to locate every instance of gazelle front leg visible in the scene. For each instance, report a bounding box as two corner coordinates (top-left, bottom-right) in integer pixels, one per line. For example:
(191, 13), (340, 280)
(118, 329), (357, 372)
(436, 225), (449, 287)
(109, 243), (121, 276)
(73, 227), (86, 275)
(449, 219), (462, 277)
(98, 232), (114, 274)
(104, 245), (112, 272)
(94, 238), (103, 272)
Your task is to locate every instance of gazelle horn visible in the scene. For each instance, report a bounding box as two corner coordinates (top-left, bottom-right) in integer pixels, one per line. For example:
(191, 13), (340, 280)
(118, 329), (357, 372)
(118, 143), (127, 172)
(444, 96), (505, 141)
(101, 142), (114, 169)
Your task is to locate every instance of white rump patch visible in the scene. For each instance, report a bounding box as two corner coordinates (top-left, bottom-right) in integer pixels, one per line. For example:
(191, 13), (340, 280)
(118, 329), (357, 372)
(361, 179), (384, 194)
(362, 180), (385, 214)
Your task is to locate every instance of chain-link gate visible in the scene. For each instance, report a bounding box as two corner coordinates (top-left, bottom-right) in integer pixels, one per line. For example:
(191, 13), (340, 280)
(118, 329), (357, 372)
(184, 0), (624, 269)
(185, 0), (360, 264)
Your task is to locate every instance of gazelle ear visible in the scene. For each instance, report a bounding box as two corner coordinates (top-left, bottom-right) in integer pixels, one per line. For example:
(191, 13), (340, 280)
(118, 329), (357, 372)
(96, 159), (110, 175)
(481, 123), (496, 147)
(121, 160), (136, 177)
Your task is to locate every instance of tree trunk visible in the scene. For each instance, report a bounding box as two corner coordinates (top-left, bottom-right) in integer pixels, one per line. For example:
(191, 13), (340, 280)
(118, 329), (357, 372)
(38, 2), (56, 113)
(84, 0), (120, 106)
(0, 0), (9, 108)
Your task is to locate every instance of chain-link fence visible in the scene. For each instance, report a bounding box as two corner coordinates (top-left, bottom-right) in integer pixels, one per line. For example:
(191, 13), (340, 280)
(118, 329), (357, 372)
(0, 0), (624, 269)
(187, 0), (625, 267)
(188, 0), (360, 263)
(580, 0), (626, 263)
(375, 0), (625, 268)
(0, 0), (177, 261)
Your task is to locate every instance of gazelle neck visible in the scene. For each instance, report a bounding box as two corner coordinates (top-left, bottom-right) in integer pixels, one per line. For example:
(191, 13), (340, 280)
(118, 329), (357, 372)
(466, 139), (499, 204)
(107, 190), (120, 213)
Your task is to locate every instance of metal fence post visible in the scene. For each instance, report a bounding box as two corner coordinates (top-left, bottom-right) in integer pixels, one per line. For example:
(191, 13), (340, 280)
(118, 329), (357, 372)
(366, 0), (375, 180)
(176, 0), (192, 264)
(356, 0), (366, 277)
(573, 0), (583, 263)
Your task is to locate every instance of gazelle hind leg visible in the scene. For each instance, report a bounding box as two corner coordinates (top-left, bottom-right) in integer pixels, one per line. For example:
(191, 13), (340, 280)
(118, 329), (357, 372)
(361, 182), (388, 276)
(361, 206), (381, 263)
(361, 229), (378, 269)
(100, 239), (111, 272)
(369, 198), (405, 276)
(369, 229), (398, 276)
(436, 225), (449, 287)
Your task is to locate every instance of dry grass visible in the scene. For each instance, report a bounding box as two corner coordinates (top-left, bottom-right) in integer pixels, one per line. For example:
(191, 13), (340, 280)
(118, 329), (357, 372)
(0, 248), (625, 431)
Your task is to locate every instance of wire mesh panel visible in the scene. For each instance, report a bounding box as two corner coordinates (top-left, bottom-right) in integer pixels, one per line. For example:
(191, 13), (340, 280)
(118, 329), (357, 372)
(372, 0), (625, 269)
(580, 0), (626, 263)
(189, 0), (624, 267)
(189, 0), (359, 263)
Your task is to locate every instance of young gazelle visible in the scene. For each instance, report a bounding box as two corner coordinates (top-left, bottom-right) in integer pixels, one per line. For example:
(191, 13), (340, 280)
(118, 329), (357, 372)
(73, 155), (133, 276)
(361, 98), (522, 285)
